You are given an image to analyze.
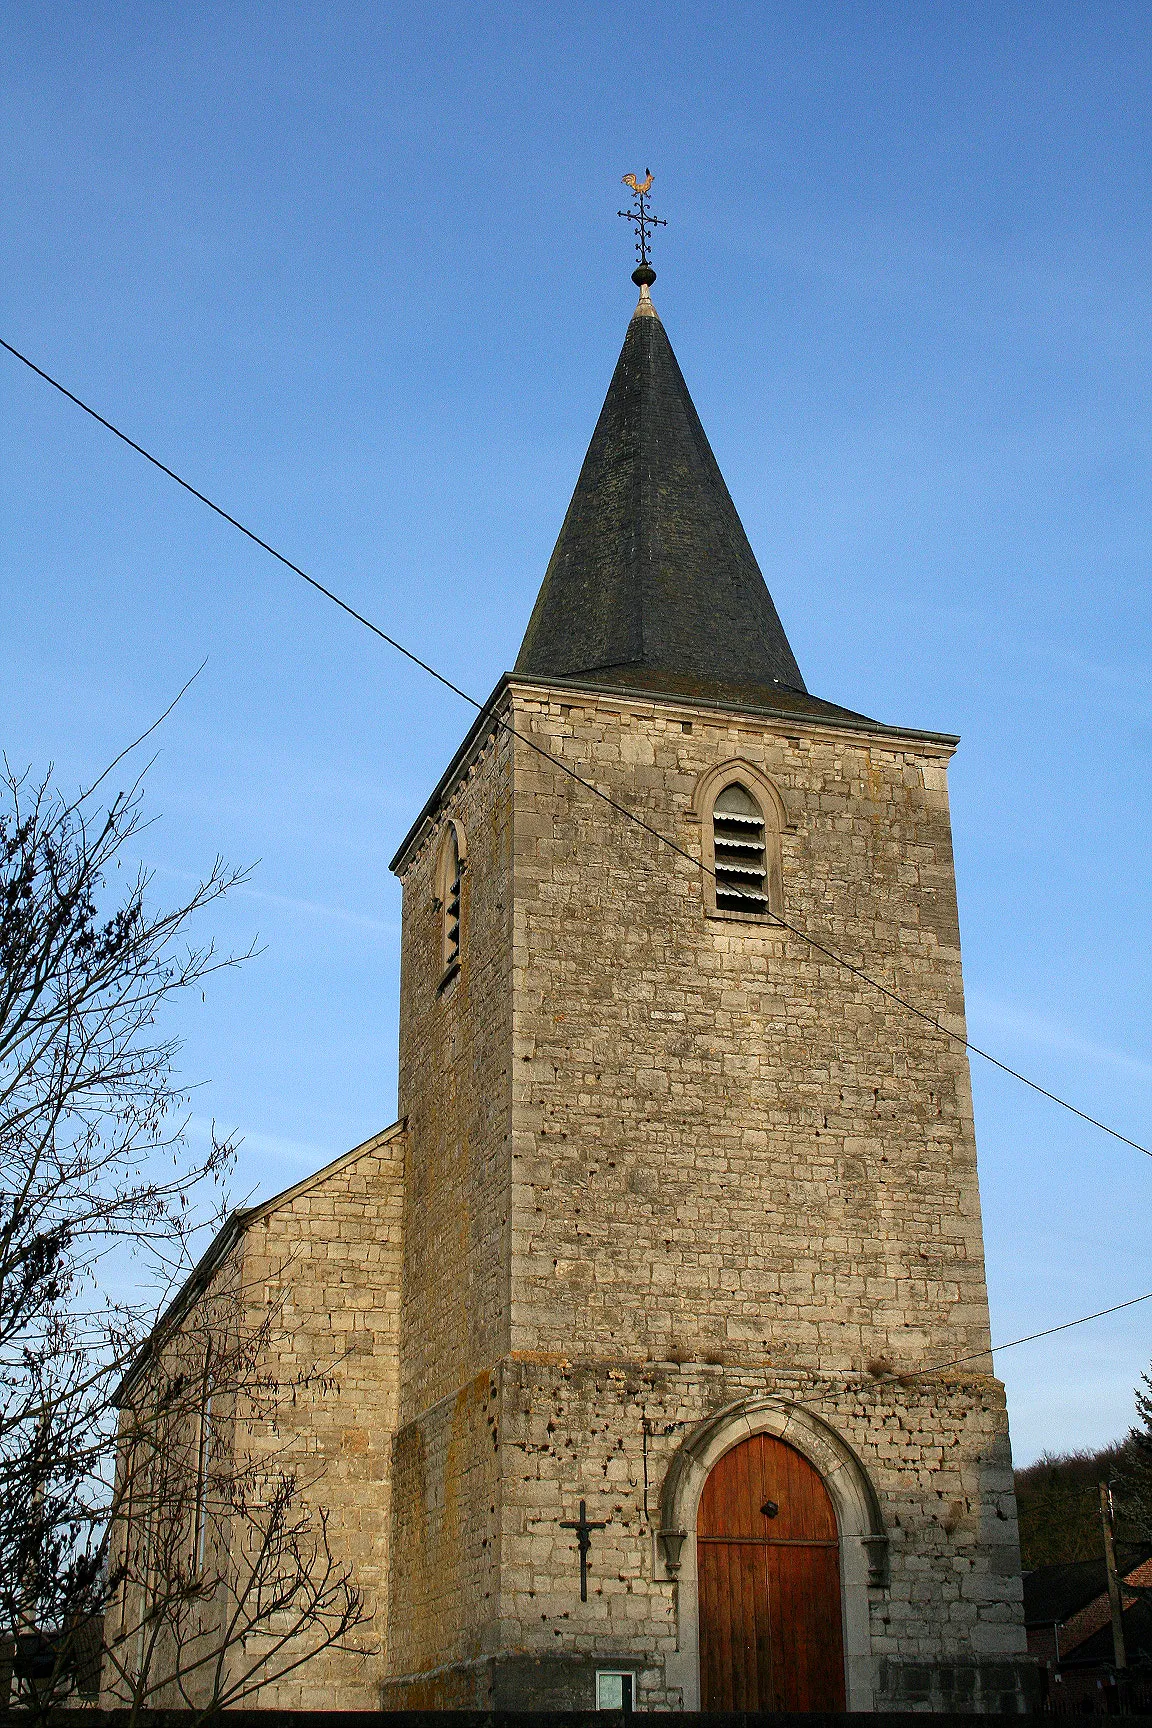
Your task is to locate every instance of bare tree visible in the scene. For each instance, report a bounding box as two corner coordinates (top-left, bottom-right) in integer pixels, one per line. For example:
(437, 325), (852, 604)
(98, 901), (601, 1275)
(0, 731), (254, 1703)
(100, 1264), (367, 1723)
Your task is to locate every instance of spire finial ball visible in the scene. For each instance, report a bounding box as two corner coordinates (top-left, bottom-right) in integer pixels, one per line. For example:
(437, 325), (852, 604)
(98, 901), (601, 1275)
(632, 263), (656, 287)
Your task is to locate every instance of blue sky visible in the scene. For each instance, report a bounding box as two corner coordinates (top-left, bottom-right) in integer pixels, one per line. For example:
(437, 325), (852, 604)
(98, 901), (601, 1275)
(1, 1), (1149, 1465)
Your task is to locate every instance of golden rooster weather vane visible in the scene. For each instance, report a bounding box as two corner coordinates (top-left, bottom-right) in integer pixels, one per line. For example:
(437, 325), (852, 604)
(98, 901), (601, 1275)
(618, 169), (666, 285)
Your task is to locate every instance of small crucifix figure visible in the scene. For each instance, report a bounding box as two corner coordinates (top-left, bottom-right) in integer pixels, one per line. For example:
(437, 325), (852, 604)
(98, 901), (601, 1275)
(560, 1498), (607, 1602)
(618, 170), (667, 287)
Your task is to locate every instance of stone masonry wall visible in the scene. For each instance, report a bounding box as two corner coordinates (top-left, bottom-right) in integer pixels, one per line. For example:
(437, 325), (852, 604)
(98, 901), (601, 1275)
(501, 681), (1026, 1683)
(508, 682), (991, 1378)
(101, 1249), (251, 1711)
(235, 1127), (407, 1710)
(493, 1357), (1024, 1707)
(380, 676), (1028, 1704)
(101, 1128), (406, 1712)
(389, 715), (516, 1680)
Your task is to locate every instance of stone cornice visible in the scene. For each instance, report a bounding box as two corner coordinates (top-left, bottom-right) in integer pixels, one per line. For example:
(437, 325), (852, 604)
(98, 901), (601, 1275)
(388, 670), (959, 880)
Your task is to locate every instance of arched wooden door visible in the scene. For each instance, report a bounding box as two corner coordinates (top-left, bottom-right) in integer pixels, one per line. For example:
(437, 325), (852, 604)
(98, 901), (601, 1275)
(697, 1433), (846, 1712)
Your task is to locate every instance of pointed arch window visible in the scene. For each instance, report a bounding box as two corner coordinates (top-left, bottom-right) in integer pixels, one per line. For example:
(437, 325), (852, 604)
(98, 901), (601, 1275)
(435, 821), (466, 979)
(694, 761), (786, 922)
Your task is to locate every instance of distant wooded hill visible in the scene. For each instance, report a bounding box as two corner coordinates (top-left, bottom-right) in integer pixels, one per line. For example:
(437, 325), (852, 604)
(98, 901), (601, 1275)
(1016, 1439), (1143, 1570)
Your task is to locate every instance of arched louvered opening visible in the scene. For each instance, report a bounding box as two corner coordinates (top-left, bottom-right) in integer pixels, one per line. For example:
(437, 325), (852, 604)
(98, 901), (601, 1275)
(438, 823), (463, 974)
(712, 782), (769, 915)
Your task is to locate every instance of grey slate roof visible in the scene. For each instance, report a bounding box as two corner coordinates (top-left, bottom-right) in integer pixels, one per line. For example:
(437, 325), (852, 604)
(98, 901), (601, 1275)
(515, 286), (814, 710)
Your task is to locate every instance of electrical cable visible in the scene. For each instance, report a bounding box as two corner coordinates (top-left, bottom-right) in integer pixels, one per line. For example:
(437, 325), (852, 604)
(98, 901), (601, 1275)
(770, 1289), (1152, 1430)
(893, 1288), (1152, 1385)
(3, 333), (1149, 1162)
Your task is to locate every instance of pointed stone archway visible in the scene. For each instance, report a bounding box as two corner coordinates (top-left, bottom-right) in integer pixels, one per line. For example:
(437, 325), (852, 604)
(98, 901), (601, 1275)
(657, 1398), (887, 1711)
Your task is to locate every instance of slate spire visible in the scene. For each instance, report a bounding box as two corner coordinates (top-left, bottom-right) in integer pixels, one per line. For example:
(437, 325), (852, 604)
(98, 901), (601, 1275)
(514, 282), (807, 705)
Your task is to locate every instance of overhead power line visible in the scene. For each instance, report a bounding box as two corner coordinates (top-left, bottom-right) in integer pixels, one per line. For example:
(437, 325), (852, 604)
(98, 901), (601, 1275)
(780, 1289), (1152, 1422)
(899, 1289), (1152, 1385)
(3, 334), (1149, 1162)
(0, 339), (469, 706)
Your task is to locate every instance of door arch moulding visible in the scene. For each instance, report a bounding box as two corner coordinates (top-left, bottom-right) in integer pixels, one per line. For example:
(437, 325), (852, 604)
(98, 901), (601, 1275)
(656, 1396), (886, 1712)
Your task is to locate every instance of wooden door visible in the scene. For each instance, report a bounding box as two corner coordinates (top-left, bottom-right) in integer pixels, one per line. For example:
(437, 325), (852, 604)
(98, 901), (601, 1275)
(697, 1433), (845, 1712)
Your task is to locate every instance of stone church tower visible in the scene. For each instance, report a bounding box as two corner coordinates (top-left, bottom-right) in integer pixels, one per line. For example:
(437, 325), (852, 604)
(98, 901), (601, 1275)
(383, 275), (1033, 1711)
(108, 268), (1034, 1718)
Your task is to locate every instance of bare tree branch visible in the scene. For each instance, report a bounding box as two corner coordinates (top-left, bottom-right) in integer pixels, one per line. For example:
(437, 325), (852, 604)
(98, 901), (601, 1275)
(99, 1266), (368, 1725)
(0, 735), (256, 1708)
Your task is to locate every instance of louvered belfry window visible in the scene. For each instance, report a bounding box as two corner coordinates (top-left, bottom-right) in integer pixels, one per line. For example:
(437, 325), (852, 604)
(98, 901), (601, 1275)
(441, 825), (462, 972)
(712, 782), (769, 914)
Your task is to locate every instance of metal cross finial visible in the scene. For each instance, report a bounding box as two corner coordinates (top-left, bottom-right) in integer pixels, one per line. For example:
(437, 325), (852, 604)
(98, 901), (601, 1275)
(618, 170), (667, 285)
(560, 1499), (608, 1602)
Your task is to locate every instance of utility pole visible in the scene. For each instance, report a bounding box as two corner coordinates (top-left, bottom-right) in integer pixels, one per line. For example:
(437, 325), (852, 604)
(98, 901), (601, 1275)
(1100, 1481), (1128, 1674)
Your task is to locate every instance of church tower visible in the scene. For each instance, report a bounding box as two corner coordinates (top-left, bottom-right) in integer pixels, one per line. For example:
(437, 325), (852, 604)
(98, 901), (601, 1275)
(385, 256), (1033, 1712)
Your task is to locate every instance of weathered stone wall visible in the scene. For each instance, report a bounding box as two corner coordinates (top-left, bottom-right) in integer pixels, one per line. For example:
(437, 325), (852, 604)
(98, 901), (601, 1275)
(102, 1241), (252, 1711)
(236, 1127), (407, 1709)
(507, 683), (991, 1375)
(383, 675), (1027, 1706)
(492, 1357), (1024, 1709)
(103, 1129), (407, 1713)
(395, 713), (516, 1417)
(389, 715), (515, 1680)
(497, 680), (1026, 1692)
(383, 1374), (502, 1705)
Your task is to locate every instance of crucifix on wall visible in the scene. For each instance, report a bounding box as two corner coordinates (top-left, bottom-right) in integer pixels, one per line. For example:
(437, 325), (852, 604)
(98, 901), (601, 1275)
(560, 1499), (607, 1602)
